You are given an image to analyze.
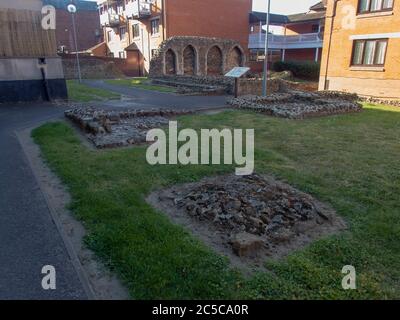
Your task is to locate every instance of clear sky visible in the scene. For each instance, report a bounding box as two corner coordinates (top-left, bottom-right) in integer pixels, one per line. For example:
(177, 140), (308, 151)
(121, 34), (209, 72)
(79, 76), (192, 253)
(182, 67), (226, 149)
(253, 0), (320, 14)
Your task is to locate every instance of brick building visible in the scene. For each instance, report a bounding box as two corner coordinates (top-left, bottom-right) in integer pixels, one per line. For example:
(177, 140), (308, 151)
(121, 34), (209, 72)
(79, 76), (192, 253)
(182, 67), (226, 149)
(43, 0), (102, 52)
(95, 0), (252, 75)
(249, 1), (327, 70)
(0, 0), (67, 102)
(319, 0), (400, 100)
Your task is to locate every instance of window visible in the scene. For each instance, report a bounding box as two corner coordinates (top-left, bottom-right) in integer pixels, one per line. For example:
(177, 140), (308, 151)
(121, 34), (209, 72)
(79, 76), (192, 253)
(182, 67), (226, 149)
(151, 49), (158, 58)
(120, 26), (127, 40)
(107, 30), (112, 42)
(351, 39), (388, 66)
(358, 0), (394, 13)
(133, 24), (140, 38)
(151, 19), (160, 35)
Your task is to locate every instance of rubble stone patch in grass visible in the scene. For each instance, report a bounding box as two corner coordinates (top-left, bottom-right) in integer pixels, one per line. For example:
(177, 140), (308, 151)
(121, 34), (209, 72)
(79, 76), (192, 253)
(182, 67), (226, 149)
(148, 174), (346, 269)
(228, 90), (362, 119)
(65, 107), (193, 149)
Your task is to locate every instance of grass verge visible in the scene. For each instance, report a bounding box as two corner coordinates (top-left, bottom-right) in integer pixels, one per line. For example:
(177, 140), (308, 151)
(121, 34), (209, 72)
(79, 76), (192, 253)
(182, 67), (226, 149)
(67, 80), (121, 102)
(106, 78), (177, 93)
(32, 103), (400, 299)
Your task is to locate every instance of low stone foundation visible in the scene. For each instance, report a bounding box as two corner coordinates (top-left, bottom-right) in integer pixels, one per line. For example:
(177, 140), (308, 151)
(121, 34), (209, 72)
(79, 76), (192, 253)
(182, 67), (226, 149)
(360, 96), (400, 107)
(228, 91), (362, 119)
(149, 72), (318, 96)
(282, 80), (319, 92)
(150, 73), (318, 97)
(237, 78), (319, 96)
(151, 75), (234, 94)
(148, 174), (345, 265)
(65, 107), (193, 149)
(237, 79), (281, 96)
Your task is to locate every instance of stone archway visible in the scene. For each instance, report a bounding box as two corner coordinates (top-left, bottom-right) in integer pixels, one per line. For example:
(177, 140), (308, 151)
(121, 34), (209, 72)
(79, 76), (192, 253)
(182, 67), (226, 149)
(165, 49), (177, 75)
(227, 46), (243, 70)
(183, 45), (196, 75)
(206, 46), (223, 76)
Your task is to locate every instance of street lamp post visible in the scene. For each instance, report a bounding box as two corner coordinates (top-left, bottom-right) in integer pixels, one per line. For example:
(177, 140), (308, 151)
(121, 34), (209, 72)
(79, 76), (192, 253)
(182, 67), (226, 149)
(262, 0), (271, 96)
(67, 4), (82, 83)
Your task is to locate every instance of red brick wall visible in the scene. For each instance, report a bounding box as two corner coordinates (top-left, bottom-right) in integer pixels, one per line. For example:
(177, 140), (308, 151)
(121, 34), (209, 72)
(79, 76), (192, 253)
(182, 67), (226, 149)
(91, 42), (109, 57)
(319, 0), (400, 98)
(285, 22), (321, 35)
(285, 48), (321, 62)
(61, 54), (140, 78)
(165, 0), (252, 51)
(55, 9), (102, 52)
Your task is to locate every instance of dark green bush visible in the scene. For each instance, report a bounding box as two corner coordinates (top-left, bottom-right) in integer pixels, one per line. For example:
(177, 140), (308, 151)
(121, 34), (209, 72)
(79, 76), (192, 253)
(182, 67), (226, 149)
(273, 61), (320, 81)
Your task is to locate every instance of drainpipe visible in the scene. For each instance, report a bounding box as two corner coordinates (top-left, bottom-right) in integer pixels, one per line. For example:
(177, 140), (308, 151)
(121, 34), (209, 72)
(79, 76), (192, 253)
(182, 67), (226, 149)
(162, 0), (167, 41)
(148, 30), (151, 72)
(38, 58), (50, 101)
(141, 28), (145, 75)
(126, 0), (131, 46)
(323, 0), (340, 90)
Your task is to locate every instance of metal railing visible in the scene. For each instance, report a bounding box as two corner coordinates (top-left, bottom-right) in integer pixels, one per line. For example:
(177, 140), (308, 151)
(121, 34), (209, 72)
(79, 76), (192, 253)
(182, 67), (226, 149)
(249, 32), (324, 50)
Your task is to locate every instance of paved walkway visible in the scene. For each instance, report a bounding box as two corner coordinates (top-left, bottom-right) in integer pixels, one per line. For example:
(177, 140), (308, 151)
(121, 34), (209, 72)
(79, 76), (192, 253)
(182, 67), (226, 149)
(83, 80), (230, 110)
(0, 103), (87, 299)
(0, 89), (231, 299)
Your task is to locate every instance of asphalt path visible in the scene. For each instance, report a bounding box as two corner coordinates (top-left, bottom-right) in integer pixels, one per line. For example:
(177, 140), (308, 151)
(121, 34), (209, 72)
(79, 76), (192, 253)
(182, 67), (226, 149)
(0, 103), (87, 299)
(0, 87), (229, 299)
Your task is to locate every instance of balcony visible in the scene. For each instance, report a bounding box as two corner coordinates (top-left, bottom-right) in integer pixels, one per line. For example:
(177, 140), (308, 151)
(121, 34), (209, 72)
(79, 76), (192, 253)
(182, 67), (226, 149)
(100, 12), (124, 27)
(125, 0), (152, 19)
(249, 32), (324, 50)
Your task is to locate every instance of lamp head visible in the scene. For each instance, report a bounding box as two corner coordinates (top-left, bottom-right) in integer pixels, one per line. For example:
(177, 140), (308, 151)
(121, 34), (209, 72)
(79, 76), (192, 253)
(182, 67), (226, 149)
(67, 4), (77, 13)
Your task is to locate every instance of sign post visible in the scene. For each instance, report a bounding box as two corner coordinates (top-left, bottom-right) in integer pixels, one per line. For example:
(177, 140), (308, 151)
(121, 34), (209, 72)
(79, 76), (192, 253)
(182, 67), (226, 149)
(225, 67), (250, 98)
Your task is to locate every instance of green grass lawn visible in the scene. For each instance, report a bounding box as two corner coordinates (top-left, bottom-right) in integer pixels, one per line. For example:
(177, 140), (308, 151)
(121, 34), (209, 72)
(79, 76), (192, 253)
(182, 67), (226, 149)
(67, 80), (121, 102)
(106, 78), (177, 93)
(32, 103), (400, 299)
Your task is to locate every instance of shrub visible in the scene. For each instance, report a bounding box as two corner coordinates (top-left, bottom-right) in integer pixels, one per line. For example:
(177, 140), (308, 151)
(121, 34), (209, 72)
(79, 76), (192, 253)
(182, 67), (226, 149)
(273, 61), (320, 81)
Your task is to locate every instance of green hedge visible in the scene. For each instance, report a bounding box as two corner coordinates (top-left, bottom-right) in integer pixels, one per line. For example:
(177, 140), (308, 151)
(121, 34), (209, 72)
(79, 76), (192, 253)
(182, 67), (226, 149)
(273, 61), (320, 81)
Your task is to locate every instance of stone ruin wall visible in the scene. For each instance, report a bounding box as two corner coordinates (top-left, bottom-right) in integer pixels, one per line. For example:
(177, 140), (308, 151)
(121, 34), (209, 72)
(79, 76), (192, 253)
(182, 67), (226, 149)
(149, 36), (246, 78)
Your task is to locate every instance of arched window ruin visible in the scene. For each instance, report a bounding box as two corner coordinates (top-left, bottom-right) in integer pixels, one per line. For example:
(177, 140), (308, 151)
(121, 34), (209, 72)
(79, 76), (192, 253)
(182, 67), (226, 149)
(206, 46), (223, 75)
(165, 49), (177, 75)
(227, 46), (243, 70)
(183, 45), (196, 75)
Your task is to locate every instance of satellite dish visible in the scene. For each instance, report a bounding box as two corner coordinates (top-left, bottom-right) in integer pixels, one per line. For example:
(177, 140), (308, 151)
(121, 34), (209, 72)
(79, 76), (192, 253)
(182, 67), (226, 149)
(67, 4), (77, 13)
